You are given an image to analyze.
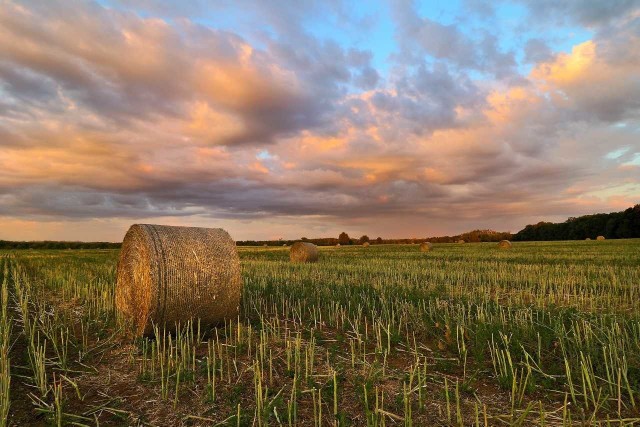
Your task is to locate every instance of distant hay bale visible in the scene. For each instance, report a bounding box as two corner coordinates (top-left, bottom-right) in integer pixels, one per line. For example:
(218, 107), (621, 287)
(585, 238), (591, 241)
(116, 224), (241, 336)
(498, 240), (512, 249)
(282, 244), (287, 247)
(263, 243), (268, 247)
(597, 235), (605, 241)
(335, 243), (341, 247)
(420, 242), (433, 252)
(362, 242), (370, 247)
(290, 242), (319, 263)
(457, 240), (465, 244)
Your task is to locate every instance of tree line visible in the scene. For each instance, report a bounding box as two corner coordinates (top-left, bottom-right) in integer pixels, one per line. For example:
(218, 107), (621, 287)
(0, 240), (121, 250)
(512, 204), (640, 241)
(2, 205), (638, 249)
(237, 229), (512, 246)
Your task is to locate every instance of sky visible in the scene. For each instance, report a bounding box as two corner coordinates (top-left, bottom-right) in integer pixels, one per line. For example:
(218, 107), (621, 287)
(0, 0), (639, 242)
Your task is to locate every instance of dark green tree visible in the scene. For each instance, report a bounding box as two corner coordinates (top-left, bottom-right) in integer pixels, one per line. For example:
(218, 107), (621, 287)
(338, 232), (350, 245)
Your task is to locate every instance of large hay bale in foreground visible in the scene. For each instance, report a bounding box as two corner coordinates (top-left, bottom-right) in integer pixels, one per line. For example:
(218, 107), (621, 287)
(597, 235), (605, 241)
(498, 240), (512, 249)
(290, 242), (319, 263)
(420, 242), (433, 252)
(116, 224), (241, 336)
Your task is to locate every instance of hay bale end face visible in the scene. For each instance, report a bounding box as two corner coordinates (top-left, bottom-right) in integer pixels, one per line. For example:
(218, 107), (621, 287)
(115, 224), (242, 336)
(498, 240), (512, 249)
(290, 242), (319, 263)
(597, 235), (605, 241)
(420, 242), (433, 252)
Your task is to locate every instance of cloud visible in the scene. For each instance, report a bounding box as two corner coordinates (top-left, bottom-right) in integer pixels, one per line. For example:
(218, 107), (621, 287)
(0, 0), (638, 240)
(532, 32), (640, 122)
(0, 0), (332, 146)
(390, 0), (518, 78)
(523, 38), (553, 63)
(516, 0), (639, 28)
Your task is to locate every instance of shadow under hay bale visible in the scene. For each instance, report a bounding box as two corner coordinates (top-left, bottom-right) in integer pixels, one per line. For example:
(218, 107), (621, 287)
(498, 240), (512, 249)
(290, 242), (319, 263)
(116, 224), (242, 336)
(420, 242), (433, 252)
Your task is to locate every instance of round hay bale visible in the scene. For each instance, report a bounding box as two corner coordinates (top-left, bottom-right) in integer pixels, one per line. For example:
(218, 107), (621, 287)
(457, 240), (465, 244)
(498, 240), (512, 249)
(282, 243), (287, 247)
(290, 242), (319, 263)
(362, 242), (370, 247)
(585, 238), (591, 241)
(335, 243), (341, 247)
(596, 235), (605, 241)
(263, 243), (268, 247)
(420, 242), (433, 252)
(116, 224), (241, 336)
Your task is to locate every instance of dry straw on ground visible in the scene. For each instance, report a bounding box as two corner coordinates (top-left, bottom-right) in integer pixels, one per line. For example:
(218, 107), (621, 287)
(498, 240), (512, 249)
(597, 236), (606, 241)
(115, 224), (242, 336)
(290, 242), (319, 263)
(420, 242), (433, 252)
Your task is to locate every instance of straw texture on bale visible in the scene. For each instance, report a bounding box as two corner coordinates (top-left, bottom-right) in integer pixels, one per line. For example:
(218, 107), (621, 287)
(362, 242), (370, 247)
(420, 242), (433, 252)
(116, 224), (242, 336)
(498, 240), (512, 249)
(290, 242), (319, 263)
(597, 235), (605, 241)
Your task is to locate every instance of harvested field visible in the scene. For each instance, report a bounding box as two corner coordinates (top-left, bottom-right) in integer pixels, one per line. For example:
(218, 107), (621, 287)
(2, 240), (640, 426)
